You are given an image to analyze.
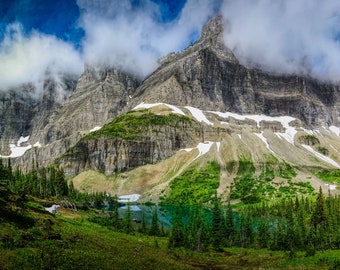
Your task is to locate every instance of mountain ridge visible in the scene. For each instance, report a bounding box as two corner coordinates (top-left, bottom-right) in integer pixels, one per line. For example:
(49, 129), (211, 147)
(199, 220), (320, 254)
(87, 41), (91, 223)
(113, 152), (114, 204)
(0, 14), (339, 200)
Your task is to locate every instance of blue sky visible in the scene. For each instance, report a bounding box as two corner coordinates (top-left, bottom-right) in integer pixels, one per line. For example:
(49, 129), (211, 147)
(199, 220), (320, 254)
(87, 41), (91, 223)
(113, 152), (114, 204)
(0, 0), (81, 43)
(1, 0), (340, 92)
(0, 0), (189, 48)
(0, 0), (220, 90)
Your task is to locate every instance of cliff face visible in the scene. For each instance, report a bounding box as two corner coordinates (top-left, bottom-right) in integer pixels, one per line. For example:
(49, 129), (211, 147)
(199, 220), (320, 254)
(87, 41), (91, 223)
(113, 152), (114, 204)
(131, 15), (339, 127)
(0, 77), (77, 155)
(57, 111), (206, 177)
(10, 67), (140, 171)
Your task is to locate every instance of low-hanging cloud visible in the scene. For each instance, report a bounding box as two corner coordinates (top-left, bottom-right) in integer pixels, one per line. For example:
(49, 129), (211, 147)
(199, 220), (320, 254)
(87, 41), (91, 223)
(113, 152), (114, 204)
(78, 0), (220, 78)
(0, 0), (220, 91)
(221, 0), (340, 82)
(0, 23), (83, 93)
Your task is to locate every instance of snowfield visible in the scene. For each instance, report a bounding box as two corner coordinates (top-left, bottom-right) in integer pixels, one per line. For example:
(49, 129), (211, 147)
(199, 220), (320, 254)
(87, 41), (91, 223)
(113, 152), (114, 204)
(133, 103), (340, 149)
(181, 141), (218, 160)
(255, 132), (275, 154)
(302, 144), (340, 168)
(329, 126), (340, 136)
(133, 102), (185, 115)
(185, 106), (213, 125)
(90, 126), (102, 132)
(118, 194), (141, 203)
(0, 136), (42, 158)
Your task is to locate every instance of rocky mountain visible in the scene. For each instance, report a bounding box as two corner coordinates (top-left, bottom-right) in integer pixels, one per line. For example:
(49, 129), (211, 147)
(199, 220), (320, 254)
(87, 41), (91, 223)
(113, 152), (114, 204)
(1, 14), (339, 201)
(131, 14), (339, 128)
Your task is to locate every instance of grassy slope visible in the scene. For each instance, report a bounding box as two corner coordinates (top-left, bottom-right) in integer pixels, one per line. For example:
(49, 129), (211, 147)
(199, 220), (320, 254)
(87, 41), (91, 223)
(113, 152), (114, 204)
(62, 106), (339, 201)
(1, 189), (339, 270)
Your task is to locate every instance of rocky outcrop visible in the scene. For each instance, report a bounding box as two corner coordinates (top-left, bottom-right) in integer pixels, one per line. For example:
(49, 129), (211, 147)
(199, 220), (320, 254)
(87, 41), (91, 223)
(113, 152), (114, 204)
(0, 76), (77, 155)
(11, 67), (140, 171)
(58, 116), (205, 177)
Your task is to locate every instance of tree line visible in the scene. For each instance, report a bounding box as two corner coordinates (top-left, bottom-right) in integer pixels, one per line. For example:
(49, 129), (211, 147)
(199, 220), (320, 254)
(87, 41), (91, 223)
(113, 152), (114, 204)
(1, 158), (339, 255)
(0, 159), (68, 198)
(168, 190), (340, 256)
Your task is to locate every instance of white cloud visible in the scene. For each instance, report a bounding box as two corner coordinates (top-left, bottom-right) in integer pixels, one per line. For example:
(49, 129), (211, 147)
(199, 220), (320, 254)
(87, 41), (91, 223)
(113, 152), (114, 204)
(0, 23), (83, 92)
(78, 0), (219, 78)
(221, 0), (340, 82)
(0, 1), (220, 90)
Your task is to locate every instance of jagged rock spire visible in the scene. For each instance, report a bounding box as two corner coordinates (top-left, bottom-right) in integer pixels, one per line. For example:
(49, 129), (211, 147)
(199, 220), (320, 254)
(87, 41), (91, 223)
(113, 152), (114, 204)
(201, 13), (223, 40)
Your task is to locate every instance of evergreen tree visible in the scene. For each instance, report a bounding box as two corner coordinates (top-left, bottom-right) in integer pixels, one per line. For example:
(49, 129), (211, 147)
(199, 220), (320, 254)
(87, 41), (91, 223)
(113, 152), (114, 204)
(311, 187), (328, 229)
(257, 219), (270, 248)
(168, 208), (185, 248)
(149, 208), (160, 236)
(55, 167), (68, 197)
(39, 167), (47, 198)
(225, 201), (235, 246)
(140, 212), (147, 234)
(211, 193), (224, 250)
(123, 203), (133, 234)
(111, 195), (121, 231)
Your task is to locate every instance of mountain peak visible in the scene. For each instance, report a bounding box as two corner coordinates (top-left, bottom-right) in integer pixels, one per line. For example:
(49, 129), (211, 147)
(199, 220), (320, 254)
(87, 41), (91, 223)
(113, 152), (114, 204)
(201, 13), (223, 40)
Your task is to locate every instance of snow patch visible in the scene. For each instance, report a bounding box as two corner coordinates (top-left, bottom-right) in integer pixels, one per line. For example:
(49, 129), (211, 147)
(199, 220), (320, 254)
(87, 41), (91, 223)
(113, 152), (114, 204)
(325, 184), (337, 190)
(0, 136), (43, 158)
(181, 147), (194, 152)
(8, 144), (32, 158)
(17, 136), (29, 146)
(118, 194), (141, 203)
(210, 110), (297, 144)
(255, 132), (275, 154)
(330, 145), (338, 152)
(210, 111), (296, 129)
(90, 126), (101, 132)
(329, 126), (340, 136)
(33, 142), (42, 148)
(216, 142), (221, 152)
(166, 104), (186, 115)
(45, 205), (60, 214)
(302, 144), (340, 168)
(275, 125), (297, 145)
(194, 141), (215, 160)
(180, 141), (218, 160)
(185, 106), (213, 125)
(133, 102), (185, 115)
(302, 128), (314, 135)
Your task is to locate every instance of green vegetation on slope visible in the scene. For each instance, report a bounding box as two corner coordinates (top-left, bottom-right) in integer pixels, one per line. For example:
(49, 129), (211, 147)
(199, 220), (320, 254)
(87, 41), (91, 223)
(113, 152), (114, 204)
(316, 169), (340, 185)
(58, 110), (196, 161)
(1, 161), (340, 269)
(0, 190), (192, 269)
(161, 161), (220, 205)
(298, 134), (320, 145)
(230, 156), (314, 203)
(84, 110), (194, 141)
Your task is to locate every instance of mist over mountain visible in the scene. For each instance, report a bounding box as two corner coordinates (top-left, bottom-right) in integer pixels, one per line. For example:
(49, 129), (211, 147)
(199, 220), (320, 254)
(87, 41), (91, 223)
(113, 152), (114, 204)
(2, 0), (340, 95)
(0, 2), (339, 201)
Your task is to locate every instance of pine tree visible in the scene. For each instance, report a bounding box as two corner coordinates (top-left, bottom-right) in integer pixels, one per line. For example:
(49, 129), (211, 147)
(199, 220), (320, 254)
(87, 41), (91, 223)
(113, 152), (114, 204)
(111, 195), (121, 231)
(311, 187), (328, 229)
(141, 212), (147, 234)
(168, 207), (185, 248)
(124, 203), (133, 234)
(55, 167), (68, 197)
(225, 201), (235, 246)
(211, 193), (224, 250)
(149, 208), (160, 236)
(257, 219), (270, 248)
